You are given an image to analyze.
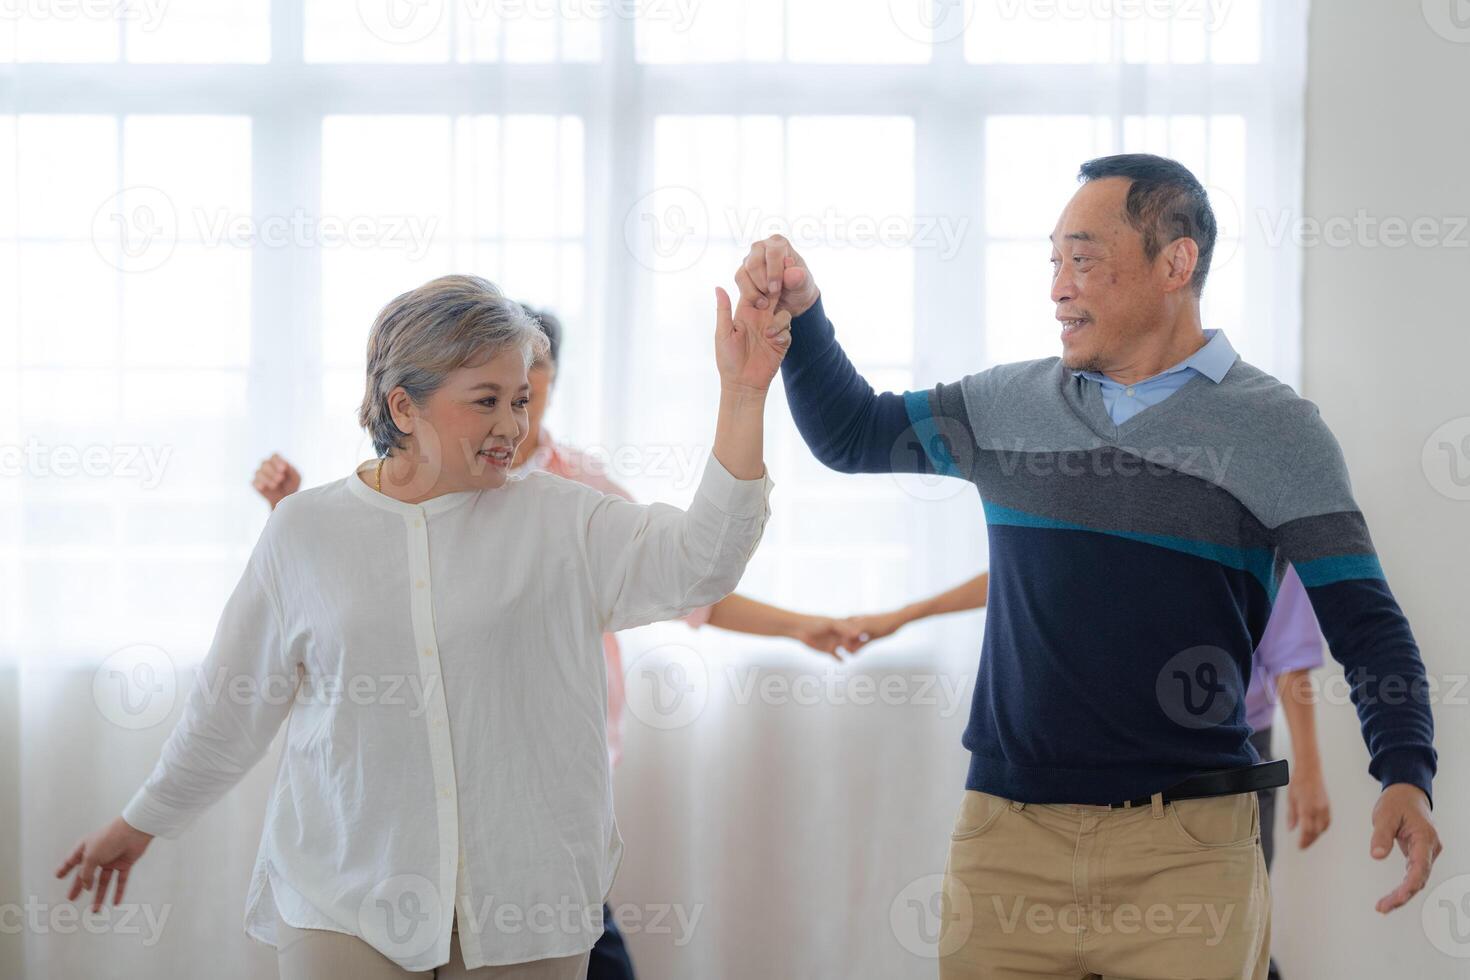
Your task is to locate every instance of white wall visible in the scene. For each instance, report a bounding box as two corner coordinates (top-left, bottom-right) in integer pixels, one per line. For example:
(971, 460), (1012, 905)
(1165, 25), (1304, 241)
(0, 669), (19, 977)
(1266, 4), (1470, 978)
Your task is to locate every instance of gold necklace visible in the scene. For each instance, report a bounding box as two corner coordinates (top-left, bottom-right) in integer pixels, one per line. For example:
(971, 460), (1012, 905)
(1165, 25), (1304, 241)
(375, 456), (387, 493)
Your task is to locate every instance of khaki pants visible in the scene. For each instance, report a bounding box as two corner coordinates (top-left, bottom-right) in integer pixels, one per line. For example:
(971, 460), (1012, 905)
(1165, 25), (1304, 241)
(276, 912), (590, 980)
(938, 790), (1270, 980)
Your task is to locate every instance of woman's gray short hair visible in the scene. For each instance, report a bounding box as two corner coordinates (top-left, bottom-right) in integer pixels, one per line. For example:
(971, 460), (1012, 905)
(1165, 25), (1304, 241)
(358, 275), (550, 457)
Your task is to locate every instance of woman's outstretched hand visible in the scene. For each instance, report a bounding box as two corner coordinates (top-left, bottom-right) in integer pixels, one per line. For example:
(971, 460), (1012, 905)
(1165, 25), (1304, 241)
(714, 285), (792, 394)
(790, 615), (867, 658)
(56, 816), (154, 912)
(839, 609), (912, 654)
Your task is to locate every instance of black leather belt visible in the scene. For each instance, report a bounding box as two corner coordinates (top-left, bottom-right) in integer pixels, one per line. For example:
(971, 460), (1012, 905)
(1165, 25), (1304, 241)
(1103, 760), (1289, 809)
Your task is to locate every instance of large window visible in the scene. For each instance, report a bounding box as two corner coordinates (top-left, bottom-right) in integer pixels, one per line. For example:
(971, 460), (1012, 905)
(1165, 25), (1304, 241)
(0, 0), (1307, 661)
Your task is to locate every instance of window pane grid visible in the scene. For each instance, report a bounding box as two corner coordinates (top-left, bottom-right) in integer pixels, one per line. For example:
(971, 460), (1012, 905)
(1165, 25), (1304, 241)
(1, 111), (256, 655)
(4, 0), (1303, 657)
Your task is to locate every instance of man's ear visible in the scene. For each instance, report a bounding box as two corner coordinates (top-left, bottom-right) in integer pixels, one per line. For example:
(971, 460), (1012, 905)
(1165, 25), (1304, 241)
(1161, 237), (1200, 294)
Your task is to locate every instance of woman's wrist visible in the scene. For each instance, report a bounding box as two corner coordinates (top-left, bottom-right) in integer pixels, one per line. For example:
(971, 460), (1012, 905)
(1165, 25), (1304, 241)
(712, 384), (768, 481)
(719, 379), (771, 402)
(896, 600), (927, 626)
(117, 814), (154, 841)
(782, 611), (813, 639)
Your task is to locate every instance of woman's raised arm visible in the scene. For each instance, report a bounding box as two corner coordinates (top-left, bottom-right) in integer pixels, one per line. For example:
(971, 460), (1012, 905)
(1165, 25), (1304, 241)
(578, 287), (788, 634)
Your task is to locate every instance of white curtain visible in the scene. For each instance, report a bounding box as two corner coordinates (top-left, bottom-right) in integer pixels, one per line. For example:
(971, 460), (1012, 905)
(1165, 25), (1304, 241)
(1, 1), (1310, 976)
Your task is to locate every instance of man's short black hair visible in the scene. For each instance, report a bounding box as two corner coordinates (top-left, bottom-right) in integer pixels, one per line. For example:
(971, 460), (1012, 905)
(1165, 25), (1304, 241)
(517, 303), (562, 367)
(1077, 153), (1217, 297)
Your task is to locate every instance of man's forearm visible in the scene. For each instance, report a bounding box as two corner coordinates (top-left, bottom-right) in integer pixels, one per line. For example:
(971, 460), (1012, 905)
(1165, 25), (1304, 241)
(1306, 578), (1435, 801)
(1272, 412), (1438, 802)
(780, 297), (913, 474)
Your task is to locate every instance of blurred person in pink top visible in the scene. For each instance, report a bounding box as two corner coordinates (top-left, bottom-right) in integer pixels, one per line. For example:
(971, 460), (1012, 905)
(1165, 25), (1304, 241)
(499, 305), (865, 769)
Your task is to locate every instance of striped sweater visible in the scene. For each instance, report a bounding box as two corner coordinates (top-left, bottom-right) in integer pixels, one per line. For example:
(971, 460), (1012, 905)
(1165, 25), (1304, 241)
(782, 297), (1435, 805)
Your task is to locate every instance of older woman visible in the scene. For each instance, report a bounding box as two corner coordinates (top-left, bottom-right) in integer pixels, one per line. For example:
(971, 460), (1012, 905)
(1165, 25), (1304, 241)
(56, 275), (790, 979)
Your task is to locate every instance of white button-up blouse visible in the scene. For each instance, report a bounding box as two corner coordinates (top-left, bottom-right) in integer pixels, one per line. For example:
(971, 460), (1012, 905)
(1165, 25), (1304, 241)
(121, 455), (772, 971)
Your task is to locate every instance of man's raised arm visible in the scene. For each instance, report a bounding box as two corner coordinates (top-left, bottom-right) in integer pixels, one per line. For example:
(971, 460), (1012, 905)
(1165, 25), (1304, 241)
(736, 235), (966, 477)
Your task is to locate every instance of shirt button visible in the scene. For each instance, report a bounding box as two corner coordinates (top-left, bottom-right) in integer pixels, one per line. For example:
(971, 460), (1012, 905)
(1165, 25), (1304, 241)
(422, 648), (433, 657)
(1125, 387), (1135, 396)
(414, 518), (423, 528)
(440, 788), (451, 799)
(415, 579), (426, 589)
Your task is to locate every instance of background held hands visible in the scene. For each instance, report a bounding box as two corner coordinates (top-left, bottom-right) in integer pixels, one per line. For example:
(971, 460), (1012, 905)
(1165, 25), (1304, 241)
(840, 609), (912, 654)
(55, 816), (154, 913)
(790, 614), (867, 658)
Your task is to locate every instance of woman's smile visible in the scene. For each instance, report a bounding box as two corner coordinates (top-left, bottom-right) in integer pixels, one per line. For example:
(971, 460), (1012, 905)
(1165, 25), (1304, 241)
(478, 445), (515, 469)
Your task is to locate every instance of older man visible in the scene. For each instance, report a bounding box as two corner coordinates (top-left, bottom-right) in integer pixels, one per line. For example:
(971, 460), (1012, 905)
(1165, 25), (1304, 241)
(739, 154), (1440, 979)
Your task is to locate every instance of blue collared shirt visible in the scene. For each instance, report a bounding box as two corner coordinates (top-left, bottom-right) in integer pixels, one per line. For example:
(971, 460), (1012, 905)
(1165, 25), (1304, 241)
(1077, 329), (1237, 425)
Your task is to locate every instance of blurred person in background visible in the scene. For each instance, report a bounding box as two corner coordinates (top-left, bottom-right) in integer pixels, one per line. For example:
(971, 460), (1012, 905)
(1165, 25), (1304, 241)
(1245, 563), (1332, 980)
